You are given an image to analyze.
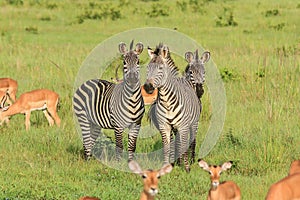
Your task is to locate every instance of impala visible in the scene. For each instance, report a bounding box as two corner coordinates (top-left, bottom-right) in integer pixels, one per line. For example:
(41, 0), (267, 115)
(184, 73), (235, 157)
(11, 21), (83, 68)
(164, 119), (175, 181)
(198, 159), (241, 200)
(128, 160), (173, 200)
(0, 89), (61, 130)
(265, 160), (300, 200)
(0, 77), (18, 106)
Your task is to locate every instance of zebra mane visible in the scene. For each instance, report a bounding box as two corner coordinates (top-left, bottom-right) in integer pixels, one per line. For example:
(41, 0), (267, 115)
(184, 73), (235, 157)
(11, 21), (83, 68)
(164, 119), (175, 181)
(153, 43), (179, 77)
(129, 39), (134, 51)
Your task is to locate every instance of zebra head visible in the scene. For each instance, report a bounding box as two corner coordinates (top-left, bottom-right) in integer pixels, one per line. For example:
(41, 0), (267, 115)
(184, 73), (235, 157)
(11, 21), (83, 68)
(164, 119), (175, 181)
(184, 50), (210, 86)
(144, 43), (170, 94)
(119, 40), (144, 88)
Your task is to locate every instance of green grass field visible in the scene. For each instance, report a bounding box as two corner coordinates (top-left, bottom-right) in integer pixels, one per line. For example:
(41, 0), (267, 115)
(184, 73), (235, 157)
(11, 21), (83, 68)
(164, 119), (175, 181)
(0, 0), (300, 199)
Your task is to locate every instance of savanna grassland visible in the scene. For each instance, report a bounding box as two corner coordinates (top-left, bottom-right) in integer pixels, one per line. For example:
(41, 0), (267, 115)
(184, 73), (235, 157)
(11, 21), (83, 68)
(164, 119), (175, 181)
(0, 0), (300, 199)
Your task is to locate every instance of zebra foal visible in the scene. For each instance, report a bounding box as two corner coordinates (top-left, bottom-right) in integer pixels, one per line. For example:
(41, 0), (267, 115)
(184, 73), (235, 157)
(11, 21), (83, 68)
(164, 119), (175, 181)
(73, 41), (145, 161)
(143, 43), (201, 172)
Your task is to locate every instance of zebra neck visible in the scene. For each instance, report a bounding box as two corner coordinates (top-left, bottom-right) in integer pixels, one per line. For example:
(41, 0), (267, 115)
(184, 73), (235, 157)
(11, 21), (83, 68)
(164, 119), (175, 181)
(123, 82), (141, 99)
(158, 77), (180, 105)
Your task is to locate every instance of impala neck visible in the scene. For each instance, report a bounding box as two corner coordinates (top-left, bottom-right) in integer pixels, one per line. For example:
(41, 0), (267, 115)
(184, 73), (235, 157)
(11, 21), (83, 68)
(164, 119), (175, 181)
(0, 102), (24, 119)
(140, 191), (155, 200)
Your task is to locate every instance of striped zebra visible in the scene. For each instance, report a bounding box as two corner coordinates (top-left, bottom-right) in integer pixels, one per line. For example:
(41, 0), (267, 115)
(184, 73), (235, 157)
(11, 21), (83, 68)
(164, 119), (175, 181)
(143, 43), (201, 172)
(184, 50), (210, 100)
(73, 41), (145, 161)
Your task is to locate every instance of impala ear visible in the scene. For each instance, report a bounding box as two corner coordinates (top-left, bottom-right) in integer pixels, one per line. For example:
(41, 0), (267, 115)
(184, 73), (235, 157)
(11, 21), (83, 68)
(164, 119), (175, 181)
(119, 42), (127, 55)
(185, 52), (194, 63)
(221, 161), (233, 171)
(128, 160), (143, 175)
(159, 164), (173, 176)
(135, 42), (144, 55)
(198, 159), (210, 171)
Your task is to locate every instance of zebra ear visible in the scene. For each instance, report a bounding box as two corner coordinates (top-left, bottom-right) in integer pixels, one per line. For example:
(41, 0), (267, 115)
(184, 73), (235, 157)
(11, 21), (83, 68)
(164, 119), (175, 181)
(148, 47), (154, 59)
(185, 52), (194, 63)
(135, 42), (144, 55)
(119, 42), (127, 55)
(201, 51), (210, 64)
(161, 45), (169, 59)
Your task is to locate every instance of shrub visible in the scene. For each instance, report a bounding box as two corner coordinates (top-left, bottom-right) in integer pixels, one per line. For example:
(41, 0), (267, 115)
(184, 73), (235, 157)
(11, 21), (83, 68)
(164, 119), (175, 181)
(216, 7), (238, 27)
(264, 9), (279, 17)
(146, 3), (169, 18)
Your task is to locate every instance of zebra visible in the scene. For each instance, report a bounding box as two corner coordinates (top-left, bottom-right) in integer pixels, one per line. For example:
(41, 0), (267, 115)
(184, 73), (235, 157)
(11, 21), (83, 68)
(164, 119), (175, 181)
(143, 43), (201, 172)
(184, 49), (210, 100)
(73, 40), (145, 161)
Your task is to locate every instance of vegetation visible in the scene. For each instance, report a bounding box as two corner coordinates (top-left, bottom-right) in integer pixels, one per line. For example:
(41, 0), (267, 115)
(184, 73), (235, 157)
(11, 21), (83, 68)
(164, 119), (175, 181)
(0, 0), (299, 199)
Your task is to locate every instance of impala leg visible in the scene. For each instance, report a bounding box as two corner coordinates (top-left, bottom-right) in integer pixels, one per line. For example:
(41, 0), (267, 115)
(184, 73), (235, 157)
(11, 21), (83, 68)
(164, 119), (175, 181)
(47, 105), (61, 127)
(43, 110), (54, 126)
(25, 111), (31, 130)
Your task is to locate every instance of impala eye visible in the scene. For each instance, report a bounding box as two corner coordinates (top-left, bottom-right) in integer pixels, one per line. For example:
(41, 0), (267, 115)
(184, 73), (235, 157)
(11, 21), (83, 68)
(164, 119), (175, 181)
(142, 174), (147, 179)
(157, 175), (161, 179)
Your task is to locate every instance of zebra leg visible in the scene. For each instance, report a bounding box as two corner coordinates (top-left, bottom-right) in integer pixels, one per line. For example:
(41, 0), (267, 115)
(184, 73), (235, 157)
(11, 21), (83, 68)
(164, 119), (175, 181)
(76, 113), (95, 160)
(114, 127), (124, 161)
(189, 124), (198, 164)
(170, 132), (175, 164)
(160, 127), (172, 165)
(175, 132), (182, 166)
(127, 123), (141, 161)
(179, 128), (190, 172)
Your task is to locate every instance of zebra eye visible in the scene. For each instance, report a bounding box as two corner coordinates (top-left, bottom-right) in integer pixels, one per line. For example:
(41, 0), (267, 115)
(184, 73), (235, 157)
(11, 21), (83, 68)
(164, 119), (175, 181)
(137, 60), (140, 65)
(123, 60), (126, 65)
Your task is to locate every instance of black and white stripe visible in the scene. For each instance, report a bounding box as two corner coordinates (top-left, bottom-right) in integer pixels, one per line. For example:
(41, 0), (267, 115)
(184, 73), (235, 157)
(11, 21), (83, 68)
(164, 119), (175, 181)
(73, 41), (144, 161)
(144, 44), (201, 172)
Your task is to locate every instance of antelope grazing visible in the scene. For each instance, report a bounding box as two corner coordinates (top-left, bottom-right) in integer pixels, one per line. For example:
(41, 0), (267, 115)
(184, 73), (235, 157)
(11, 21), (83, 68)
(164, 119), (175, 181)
(0, 89), (61, 130)
(198, 159), (241, 200)
(265, 160), (300, 200)
(0, 78), (18, 106)
(128, 160), (173, 200)
(111, 64), (158, 105)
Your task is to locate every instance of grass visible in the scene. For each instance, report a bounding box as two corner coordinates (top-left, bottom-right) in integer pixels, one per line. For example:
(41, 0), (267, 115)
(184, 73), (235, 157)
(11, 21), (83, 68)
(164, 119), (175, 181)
(0, 0), (300, 199)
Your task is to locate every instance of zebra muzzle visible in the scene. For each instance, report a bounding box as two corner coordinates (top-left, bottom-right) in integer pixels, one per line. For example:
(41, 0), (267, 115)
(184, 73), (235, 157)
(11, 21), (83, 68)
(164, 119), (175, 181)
(143, 82), (155, 94)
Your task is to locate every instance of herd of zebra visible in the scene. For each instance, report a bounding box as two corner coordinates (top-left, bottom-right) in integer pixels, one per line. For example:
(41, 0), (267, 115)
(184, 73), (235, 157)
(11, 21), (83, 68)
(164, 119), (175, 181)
(73, 40), (210, 172)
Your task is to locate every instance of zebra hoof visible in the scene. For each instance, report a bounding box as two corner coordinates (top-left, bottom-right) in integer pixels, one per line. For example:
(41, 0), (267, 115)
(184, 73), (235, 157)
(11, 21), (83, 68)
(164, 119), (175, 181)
(185, 167), (191, 173)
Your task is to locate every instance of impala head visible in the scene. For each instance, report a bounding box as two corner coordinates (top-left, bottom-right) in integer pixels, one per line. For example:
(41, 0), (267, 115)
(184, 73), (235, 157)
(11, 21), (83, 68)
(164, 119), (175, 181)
(289, 160), (300, 175)
(198, 159), (233, 190)
(144, 43), (170, 94)
(119, 40), (144, 88)
(128, 160), (173, 197)
(184, 50), (210, 86)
